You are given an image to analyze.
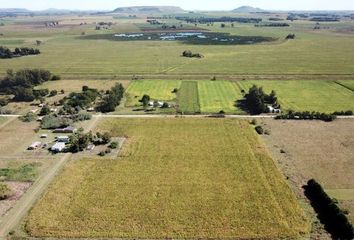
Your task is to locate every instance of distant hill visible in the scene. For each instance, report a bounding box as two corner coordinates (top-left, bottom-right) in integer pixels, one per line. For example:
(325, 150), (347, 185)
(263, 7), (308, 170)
(0, 8), (30, 13)
(113, 6), (184, 14)
(233, 6), (264, 13)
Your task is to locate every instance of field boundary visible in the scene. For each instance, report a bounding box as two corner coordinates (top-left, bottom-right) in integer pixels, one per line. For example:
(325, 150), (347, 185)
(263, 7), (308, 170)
(334, 81), (354, 92)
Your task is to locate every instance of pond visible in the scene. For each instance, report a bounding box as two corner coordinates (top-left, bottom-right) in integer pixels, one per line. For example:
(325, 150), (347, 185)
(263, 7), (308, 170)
(80, 32), (276, 45)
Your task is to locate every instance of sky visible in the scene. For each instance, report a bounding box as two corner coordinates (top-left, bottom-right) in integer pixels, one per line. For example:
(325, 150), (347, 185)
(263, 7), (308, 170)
(1, 0), (354, 11)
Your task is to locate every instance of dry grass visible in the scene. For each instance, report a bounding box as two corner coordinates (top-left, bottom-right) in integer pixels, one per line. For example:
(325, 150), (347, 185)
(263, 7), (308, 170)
(262, 119), (354, 224)
(26, 118), (309, 239)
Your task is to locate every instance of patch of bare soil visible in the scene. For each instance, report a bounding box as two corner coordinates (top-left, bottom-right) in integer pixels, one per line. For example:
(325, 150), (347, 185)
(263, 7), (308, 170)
(0, 181), (32, 216)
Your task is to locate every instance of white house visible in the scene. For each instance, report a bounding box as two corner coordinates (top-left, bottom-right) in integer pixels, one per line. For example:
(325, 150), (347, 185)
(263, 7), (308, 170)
(57, 136), (70, 143)
(51, 142), (66, 152)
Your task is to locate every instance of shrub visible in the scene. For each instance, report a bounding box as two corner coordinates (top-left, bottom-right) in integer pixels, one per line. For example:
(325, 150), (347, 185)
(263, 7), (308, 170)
(51, 75), (61, 81)
(105, 148), (112, 154)
(250, 119), (257, 125)
(19, 112), (36, 122)
(98, 151), (106, 157)
(0, 183), (11, 200)
(255, 126), (264, 135)
(109, 141), (119, 149)
(276, 111), (337, 122)
(0, 98), (9, 106)
(49, 90), (58, 97)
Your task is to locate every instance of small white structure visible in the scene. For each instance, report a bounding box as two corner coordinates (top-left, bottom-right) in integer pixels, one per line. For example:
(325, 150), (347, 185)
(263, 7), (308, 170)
(37, 116), (44, 122)
(87, 144), (95, 151)
(30, 109), (38, 113)
(50, 108), (58, 113)
(51, 142), (66, 152)
(28, 142), (41, 150)
(87, 107), (95, 112)
(267, 105), (281, 114)
(57, 136), (70, 143)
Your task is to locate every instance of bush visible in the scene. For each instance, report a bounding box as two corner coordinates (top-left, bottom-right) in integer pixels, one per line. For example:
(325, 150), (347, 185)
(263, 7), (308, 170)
(109, 141), (119, 149)
(0, 98), (9, 107)
(255, 126), (264, 135)
(19, 112), (36, 122)
(51, 75), (61, 81)
(0, 183), (11, 200)
(105, 148), (112, 154)
(98, 151), (106, 157)
(303, 179), (354, 239)
(182, 50), (203, 58)
(49, 90), (58, 97)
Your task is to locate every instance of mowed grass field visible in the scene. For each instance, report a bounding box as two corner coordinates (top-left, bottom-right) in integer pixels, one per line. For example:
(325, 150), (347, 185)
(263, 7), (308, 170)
(238, 80), (354, 113)
(198, 81), (244, 113)
(125, 80), (354, 113)
(337, 80), (354, 91)
(125, 80), (181, 107)
(26, 118), (310, 238)
(177, 81), (200, 113)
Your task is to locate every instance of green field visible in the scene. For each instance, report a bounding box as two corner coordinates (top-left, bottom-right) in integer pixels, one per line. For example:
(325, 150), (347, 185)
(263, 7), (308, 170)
(125, 80), (181, 107)
(337, 80), (354, 91)
(177, 81), (200, 113)
(26, 118), (309, 238)
(198, 81), (244, 113)
(239, 80), (354, 113)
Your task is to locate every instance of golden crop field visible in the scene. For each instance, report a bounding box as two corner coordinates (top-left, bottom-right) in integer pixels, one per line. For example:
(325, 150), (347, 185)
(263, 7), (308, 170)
(26, 118), (310, 239)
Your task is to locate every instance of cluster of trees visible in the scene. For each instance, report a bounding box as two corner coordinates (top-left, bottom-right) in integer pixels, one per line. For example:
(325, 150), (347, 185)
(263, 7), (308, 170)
(303, 179), (354, 239)
(255, 23), (290, 27)
(0, 69), (59, 102)
(68, 131), (112, 153)
(66, 86), (99, 109)
(275, 110), (337, 122)
(0, 46), (40, 59)
(243, 85), (278, 115)
(175, 16), (262, 24)
(182, 50), (203, 58)
(97, 83), (124, 113)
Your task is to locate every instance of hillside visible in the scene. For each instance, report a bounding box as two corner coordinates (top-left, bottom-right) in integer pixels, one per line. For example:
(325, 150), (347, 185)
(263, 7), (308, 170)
(233, 6), (264, 13)
(113, 6), (184, 13)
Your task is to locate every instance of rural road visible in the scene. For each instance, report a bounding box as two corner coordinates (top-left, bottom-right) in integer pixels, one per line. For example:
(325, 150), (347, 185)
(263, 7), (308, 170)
(0, 117), (100, 239)
(2, 114), (354, 119)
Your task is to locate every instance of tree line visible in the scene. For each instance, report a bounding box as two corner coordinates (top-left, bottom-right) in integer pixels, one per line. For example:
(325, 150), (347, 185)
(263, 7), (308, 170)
(0, 69), (59, 102)
(175, 16), (262, 24)
(0, 46), (40, 59)
(303, 179), (354, 239)
(275, 110), (337, 122)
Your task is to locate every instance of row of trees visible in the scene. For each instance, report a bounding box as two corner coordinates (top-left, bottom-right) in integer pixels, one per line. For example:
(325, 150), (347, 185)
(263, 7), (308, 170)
(243, 85), (278, 115)
(0, 69), (59, 102)
(303, 179), (354, 239)
(0, 46), (40, 59)
(275, 111), (337, 122)
(255, 23), (290, 27)
(175, 16), (262, 24)
(97, 83), (124, 113)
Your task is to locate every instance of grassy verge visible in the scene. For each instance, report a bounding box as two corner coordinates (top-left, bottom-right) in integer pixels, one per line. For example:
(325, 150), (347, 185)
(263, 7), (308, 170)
(178, 81), (200, 113)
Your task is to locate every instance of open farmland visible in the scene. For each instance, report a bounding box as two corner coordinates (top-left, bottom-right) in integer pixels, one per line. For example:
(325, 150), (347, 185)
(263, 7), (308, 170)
(1, 16), (354, 79)
(125, 80), (181, 107)
(238, 80), (354, 113)
(26, 118), (309, 238)
(177, 81), (200, 113)
(337, 80), (354, 91)
(261, 119), (354, 223)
